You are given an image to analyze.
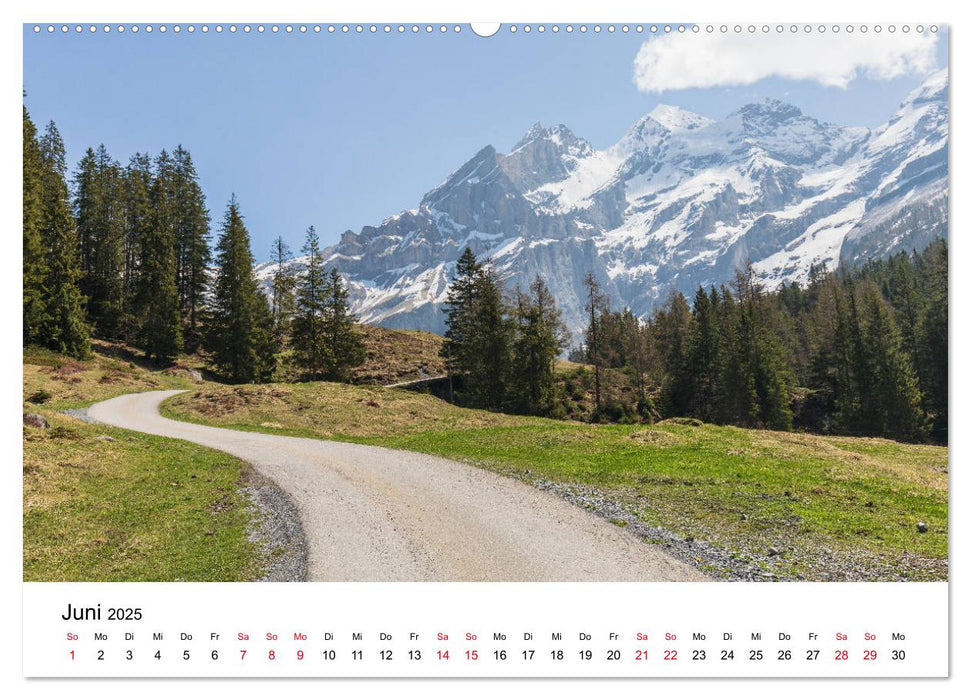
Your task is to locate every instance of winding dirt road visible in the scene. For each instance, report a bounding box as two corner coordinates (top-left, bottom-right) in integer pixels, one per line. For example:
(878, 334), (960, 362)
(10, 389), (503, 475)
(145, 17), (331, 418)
(85, 390), (707, 582)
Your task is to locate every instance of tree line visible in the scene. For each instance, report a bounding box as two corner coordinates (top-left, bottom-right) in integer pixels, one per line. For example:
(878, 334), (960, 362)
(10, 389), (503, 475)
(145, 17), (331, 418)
(442, 242), (946, 444)
(578, 244), (947, 443)
(22, 106), (364, 383)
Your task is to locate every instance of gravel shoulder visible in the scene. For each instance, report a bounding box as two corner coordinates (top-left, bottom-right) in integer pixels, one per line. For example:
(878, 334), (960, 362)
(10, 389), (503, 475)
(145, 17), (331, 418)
(83, 390), (708, 582)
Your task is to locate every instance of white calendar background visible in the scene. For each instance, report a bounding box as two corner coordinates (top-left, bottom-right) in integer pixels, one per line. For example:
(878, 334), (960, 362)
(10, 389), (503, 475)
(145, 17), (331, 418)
(6, 0), (966, 694)
(23, 582), (947, 677)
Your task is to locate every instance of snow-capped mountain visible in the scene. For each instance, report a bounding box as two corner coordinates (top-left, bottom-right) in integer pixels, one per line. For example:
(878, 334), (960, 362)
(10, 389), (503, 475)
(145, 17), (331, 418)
(256, 69), (948, 338)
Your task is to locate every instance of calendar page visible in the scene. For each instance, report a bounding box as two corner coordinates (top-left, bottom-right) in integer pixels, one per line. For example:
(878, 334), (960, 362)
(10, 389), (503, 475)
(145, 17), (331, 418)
(18, 9), (952, 687)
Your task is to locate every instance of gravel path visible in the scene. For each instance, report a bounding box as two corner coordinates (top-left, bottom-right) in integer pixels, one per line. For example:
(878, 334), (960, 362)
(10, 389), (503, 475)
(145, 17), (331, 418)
(85, 390), (707, 583)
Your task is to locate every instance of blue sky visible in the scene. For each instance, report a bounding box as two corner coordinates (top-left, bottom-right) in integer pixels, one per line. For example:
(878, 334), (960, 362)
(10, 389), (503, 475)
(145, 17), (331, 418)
(23, 25), (948, 257)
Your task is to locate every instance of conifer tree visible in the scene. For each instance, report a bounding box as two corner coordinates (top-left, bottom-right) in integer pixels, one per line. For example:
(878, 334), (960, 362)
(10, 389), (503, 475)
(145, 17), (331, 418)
(464, 266), (512, 411)
(654, 290), (693, 417)
(917, 239), (947, 440)
(711, 285), (756, 425)
(832, 279), (867, 432)
(23, 106), (47, 345)
(583, 272), (610, 418)
(205, 197), (276, 382)
(74, 144), (125, 337)
(269, 236), (296, 344)
(623, 311), (654, 417)
(684, 286), (721, 421)
(884, 251), (922, 365)
(37, 121), (89, 357)
(121, 154), (154, 342)
(172, 146), (211, 349)
(320, 267), (365, 381)
(856, 281), (926, 440)
(292, 226), (329, 379)
(135, 150), (182, 362)
(511, 278), (567, 416)
(734, 269), (792, 430)
(441, 247), (482, 402)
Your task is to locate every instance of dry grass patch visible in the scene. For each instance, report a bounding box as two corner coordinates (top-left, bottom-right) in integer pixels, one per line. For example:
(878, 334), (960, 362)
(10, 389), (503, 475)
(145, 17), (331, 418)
(23, 343), (198, 410)
(353, 325), (445, 385)
(168, 381), (536, 439)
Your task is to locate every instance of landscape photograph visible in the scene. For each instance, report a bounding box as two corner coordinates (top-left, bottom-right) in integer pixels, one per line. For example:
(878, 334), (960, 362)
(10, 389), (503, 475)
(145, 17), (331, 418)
(22, 24), (948, 583)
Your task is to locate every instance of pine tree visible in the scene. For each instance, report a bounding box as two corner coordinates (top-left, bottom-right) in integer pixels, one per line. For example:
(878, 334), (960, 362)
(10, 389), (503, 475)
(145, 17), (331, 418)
(135, 149), (182, 363)
(205, 197), (276, 382)
(511, 277), (567, 416)
(37, 121), (89, 357)
(172, 146), (211, 349)
(74, 144), (125, 337)
(441, 247), (482, 402)
(23, 106), (47, 345)
(269, 236), (296, 344)
(320, 267), (365, 381)
(292, 226), (329, 379)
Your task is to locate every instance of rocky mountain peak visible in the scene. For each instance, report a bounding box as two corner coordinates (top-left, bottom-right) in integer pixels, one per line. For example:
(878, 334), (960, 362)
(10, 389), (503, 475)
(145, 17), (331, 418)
(257, 70), (947, 340)
(646, 104), (713, 132)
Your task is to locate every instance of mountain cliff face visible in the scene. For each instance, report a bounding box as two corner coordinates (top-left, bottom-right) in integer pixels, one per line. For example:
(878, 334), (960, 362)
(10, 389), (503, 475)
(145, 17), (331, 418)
(255, 69), (948, 338)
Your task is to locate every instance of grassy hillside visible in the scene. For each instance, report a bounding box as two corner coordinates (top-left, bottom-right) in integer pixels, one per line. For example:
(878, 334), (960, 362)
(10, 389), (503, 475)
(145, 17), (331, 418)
(165, 381), (948, 581)
(554, 359), (651, 422)
(23, 341), (200, 410)
(23, 412), (259, 581)
(23, 345), (266, 581)
(351, 325), (446, 385)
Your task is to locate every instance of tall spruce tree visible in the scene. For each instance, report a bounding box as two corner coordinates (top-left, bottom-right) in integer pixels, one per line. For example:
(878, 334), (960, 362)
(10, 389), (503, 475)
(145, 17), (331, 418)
(856, 281), (926, 441)
(623, 311), (654, 417)
(320, 267), (366, 382)
(713, 285), (758, 425)
(291, 226), (329, 379)
(684, 287), (722, 421)
(269, 236), (297, 344)
(23, 106), (47, 345)
(732, 269), (792, 430)
(654, 290), (693, 417)
(205, 197), (276, 383)
(172, 146), (211, 349)
(441, 247), (482, 402)
(583, 272), (610, 417)
(37, 121), (89, 357)
(121, 154), (154, 342)
(511, 278), (566, 416)
(135, 149), (182, 362)
(465, 266), (511, 411)
(917, 239), (947, 440)
(74, 144), (125, 337)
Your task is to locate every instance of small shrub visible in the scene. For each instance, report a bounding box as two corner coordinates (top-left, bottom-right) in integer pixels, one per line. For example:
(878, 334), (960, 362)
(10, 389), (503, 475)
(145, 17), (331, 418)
(27, 389), (52, 404)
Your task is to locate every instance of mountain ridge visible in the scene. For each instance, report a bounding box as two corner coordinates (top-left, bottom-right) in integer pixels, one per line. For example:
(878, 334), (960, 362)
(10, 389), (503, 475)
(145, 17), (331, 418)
(255, 69), (948, 339)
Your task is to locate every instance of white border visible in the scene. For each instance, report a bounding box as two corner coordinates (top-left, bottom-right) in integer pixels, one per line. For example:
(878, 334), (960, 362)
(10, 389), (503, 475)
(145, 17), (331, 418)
(3, 1), (963, 697)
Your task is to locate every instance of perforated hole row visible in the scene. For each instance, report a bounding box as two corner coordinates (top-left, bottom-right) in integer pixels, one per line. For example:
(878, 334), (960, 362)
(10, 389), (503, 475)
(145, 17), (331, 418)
(31, 23), (941, 35)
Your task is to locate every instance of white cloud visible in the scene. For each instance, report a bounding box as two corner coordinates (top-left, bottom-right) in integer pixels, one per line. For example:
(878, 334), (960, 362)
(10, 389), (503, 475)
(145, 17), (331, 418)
(633, 30), (940, 92)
